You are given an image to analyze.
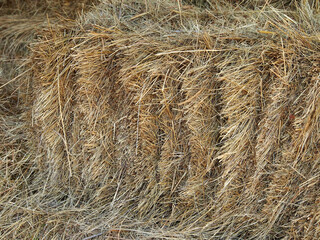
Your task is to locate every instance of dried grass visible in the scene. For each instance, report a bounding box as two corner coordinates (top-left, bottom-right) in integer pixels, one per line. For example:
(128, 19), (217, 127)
(1, 0), (320, 239)
(0, 0), (99, 17)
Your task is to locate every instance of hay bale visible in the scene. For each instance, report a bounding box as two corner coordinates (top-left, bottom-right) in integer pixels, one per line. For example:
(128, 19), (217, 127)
(1, 0), (320, 239)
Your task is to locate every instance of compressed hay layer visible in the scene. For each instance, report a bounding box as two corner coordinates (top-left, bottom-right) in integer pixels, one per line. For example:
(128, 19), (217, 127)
(1, 0), (320, 239)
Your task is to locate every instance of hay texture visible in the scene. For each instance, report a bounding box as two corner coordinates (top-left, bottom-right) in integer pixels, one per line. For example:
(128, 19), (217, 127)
(1, 0), (320, 239)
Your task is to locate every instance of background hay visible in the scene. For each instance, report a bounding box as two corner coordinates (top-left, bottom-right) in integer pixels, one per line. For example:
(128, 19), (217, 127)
(0, 0), (98, 17)
(1, 0), (320, 239)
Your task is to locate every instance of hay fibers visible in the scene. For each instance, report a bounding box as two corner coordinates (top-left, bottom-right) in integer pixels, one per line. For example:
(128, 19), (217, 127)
(1, 0), (320, 239)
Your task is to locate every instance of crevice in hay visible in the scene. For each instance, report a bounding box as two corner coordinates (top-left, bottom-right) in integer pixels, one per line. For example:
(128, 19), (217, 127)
(256, 43), (320, 239)
(210, 49), (262, 237)
(179, 49), (221, 204)
(30, 28), (77, 187)
(246, 44), (295, 217)
(73, 35), (118, 185)
(117, 40), (167, 219)
(284, 60), (320, 239)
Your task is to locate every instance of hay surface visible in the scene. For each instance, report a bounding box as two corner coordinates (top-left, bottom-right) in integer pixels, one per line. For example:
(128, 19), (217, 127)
(1, 0), (320, 239)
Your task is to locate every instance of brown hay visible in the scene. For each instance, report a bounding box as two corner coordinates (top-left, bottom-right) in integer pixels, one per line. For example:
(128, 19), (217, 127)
(1, 0), (320, 239)
(0, 0), (98, 17)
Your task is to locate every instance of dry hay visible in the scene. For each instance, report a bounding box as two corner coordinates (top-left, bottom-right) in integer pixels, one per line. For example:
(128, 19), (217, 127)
(0, 1), (101, 239)
(1, 0), (320, 239)
(0, 0), (99, 17)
